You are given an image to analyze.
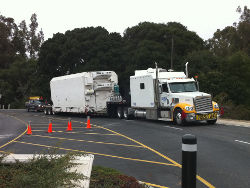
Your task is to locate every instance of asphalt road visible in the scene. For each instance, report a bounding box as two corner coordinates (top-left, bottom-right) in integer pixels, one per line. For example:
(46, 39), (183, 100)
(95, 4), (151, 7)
(0, 109), (249, 188)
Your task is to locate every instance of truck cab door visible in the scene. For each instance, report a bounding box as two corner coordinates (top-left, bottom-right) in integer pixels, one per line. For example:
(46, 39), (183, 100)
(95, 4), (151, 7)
(160, 83), (171, 108)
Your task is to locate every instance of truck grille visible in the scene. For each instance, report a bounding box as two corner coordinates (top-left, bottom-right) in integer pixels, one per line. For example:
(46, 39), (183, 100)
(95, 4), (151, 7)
(194, 96), (213, 112)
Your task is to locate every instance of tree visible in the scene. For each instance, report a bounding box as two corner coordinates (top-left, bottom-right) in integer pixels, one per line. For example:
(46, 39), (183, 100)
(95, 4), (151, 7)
(0, 15), (17, 68)
(222, 51), (250, 105)
(206, 26), (238, 57)
(205, 6), (250, 107)
(12, 20), (28, 57)
(0, 57), (37, 107)
(0, 13), (44, 107)
(123, 22), (204, 72)
(28, 13), (44, 58)
(207, 6), (250, 56)
(38, 27), (123, 76)
(237, 6), (250, 23)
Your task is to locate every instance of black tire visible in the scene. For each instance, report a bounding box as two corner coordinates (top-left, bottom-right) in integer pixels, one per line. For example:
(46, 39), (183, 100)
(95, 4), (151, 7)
(117, 107), (123, 119)
(123, 107), (133, 120)
(48, 108), (52, 115)
(207, 119), (217, 125)
(44, 108), (48, 115)
(27, 108), (30, 112)
(123, 107), (128, 120)
(174, 109), (185, 125)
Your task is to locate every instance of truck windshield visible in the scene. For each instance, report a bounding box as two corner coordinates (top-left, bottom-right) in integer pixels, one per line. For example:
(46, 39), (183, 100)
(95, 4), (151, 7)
(169, 82), (198, 93)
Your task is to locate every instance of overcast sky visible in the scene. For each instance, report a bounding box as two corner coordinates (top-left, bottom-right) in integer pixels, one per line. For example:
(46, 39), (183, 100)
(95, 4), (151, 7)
(1, 0), (249, 41)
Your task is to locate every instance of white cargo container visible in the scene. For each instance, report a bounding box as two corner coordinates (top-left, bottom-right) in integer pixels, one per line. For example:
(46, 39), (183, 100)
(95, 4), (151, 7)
(48, 71), (119, 114)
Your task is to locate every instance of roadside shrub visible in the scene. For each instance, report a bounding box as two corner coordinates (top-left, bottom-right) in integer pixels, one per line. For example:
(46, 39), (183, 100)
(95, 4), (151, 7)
(0, 152), (86, 188)
(214, 92), (250, 120)
(221, 103), (250, 120)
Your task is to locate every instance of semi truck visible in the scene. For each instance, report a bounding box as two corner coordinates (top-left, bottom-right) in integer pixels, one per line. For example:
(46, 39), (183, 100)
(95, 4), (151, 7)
(44, 63), (220, 125)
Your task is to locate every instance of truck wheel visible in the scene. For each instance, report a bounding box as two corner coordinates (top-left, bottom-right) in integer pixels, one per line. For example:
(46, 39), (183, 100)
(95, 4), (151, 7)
(117, 107), (123, 119)
(123, 107), (133, 120)
(207, 119), (217, 125)
(44, 109), (48, 115)
(27, 108), (30, 112)
(123, 107), (129, 120)
(174, 109), (184, 125)
(48, 108), (51, 115)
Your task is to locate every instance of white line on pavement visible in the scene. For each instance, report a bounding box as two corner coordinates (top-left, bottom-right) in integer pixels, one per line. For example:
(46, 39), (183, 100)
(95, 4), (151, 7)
(0, 134), (13, 139)
(235, 140), (250, 145)
(102, 123), (121, 126)
(163, 126), (183, 130)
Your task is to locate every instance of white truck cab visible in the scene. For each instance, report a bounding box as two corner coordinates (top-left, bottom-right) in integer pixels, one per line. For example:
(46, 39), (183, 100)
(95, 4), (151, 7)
(129, 64), (219, 125)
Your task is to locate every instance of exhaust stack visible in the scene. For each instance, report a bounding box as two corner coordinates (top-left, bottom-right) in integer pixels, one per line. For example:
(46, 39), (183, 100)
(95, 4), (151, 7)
(185, 62), (189, 78)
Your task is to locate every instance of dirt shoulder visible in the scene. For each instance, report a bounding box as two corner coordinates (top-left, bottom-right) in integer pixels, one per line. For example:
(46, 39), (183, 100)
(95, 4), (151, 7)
(217, 117), (250, 128)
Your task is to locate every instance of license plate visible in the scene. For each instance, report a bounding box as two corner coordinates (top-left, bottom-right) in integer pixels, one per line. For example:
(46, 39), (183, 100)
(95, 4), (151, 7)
(196, 113), (217, 121)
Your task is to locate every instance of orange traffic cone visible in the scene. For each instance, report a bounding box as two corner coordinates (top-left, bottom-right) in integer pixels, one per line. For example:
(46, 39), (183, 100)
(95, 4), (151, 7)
(67, 118), (72, 131)
(47, 119), (52, 133)
(86, 116), (91, 129)
(27, 121), (32, 135)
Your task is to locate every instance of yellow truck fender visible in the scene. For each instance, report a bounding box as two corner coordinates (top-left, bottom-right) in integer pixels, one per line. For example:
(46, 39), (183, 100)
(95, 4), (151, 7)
(173, 103), (195, 114)
(212, 101), (220, 111)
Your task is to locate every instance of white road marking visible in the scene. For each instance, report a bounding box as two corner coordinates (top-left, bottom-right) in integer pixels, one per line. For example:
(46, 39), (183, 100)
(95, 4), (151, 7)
(235, 140), (250, 145)
(103, 123), (121, 126)
(163, 126), (183, 130)
(0, 134), (13, 139)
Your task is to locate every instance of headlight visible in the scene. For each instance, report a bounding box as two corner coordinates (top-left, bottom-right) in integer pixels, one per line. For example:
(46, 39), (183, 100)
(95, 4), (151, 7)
(38, 105), (41, 107)
(214, 103), (219, 109)
(185, 106), (194, 111)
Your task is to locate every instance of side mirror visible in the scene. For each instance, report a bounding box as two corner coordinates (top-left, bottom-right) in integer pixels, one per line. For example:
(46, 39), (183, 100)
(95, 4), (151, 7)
(159, 85), (163, 94)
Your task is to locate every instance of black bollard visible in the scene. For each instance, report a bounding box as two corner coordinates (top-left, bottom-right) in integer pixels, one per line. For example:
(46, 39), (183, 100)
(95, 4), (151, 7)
(182, 134), (197, 188)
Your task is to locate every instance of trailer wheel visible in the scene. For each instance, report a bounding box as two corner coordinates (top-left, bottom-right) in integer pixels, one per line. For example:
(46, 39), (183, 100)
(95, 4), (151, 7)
(117, 107), (123, 119)
(174, 109), (185, 125)
(123, 107), (129, 120)
(44, 108), (48, 115)
(48, 108), (51, 115)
